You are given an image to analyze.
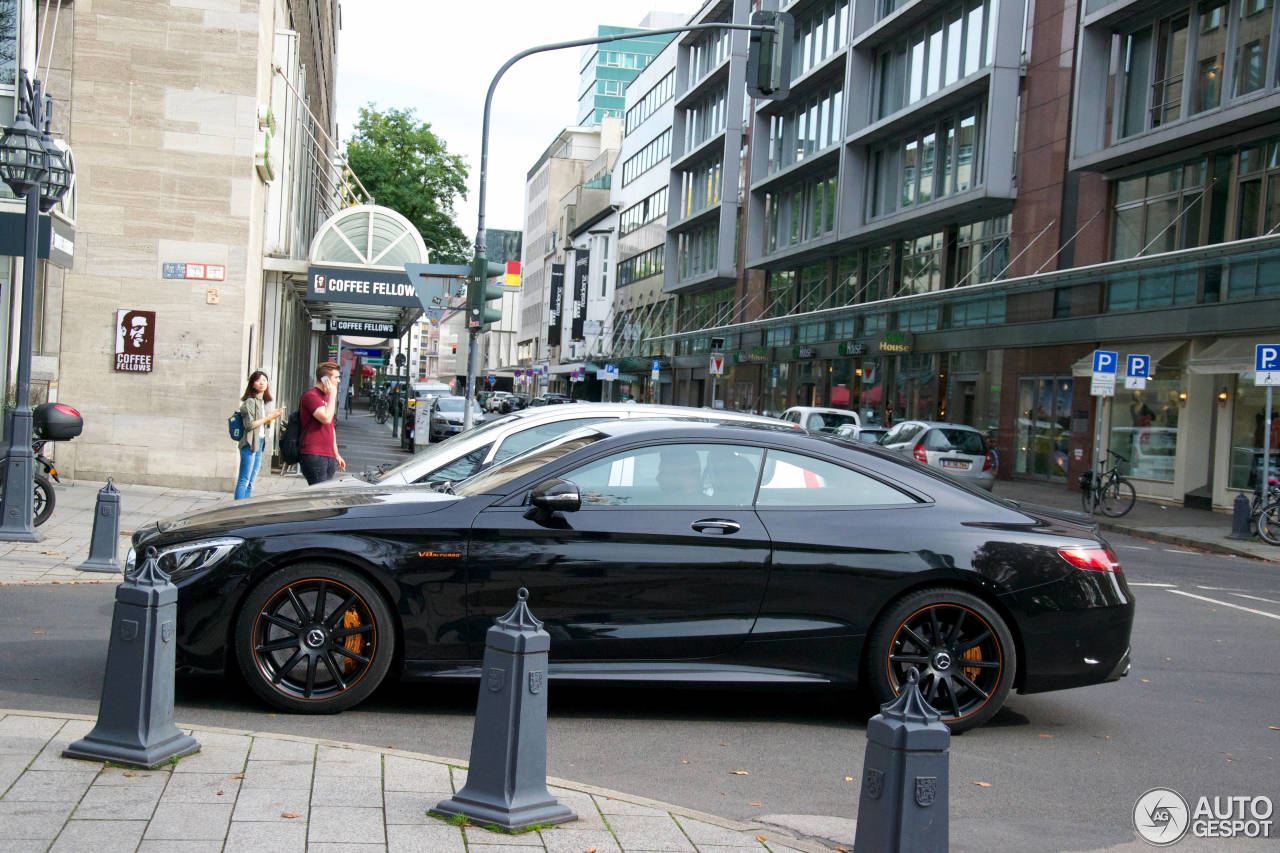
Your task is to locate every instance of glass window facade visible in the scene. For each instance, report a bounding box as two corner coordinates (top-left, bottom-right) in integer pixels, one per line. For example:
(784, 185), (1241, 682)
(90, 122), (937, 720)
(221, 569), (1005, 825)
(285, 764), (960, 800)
(1229, 378), (1280, 489)
(617, 246), (664, 287)
(620, 189), (668, 236)
(625, 70), (675, 135)
(792, 1), (850, 79)
(1110, 371), (1183, 482)
(675, 223), (719, 282)
(870, 104), (981, 219)
(765, 83), (844, 174)
(763, 172), (838, 254)
(621, 129), (671, 186)
(875, 0), (997, 118)
(683, 88), (726, 150)
(679, 158), (723, 218)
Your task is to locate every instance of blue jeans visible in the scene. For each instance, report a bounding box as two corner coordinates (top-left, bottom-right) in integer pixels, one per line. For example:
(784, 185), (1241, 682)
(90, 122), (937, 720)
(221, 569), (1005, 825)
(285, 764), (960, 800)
(235, 438), (264, 499)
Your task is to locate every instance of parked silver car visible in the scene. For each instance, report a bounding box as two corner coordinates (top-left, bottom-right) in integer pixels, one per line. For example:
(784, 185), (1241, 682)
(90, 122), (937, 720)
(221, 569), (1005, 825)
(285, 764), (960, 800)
(878, 420), (996, 490)
(834, 424), (889, 444)
(325, 403), (795, 489)
(427, 396), (485, 442)
(779, 406), (862, 433)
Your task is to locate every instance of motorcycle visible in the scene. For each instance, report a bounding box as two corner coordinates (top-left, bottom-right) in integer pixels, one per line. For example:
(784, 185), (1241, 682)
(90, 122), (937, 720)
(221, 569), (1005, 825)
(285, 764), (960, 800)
(0, 403), (84, 527)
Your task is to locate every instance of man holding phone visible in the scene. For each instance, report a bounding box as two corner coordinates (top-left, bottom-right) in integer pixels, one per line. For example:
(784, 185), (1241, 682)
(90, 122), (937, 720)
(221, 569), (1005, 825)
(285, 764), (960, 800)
(298, 361), (347, 485)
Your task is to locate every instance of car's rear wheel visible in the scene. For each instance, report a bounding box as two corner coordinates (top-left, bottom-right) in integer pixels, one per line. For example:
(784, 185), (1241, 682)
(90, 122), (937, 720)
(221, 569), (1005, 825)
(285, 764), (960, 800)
(234, 564), (394, 714)
(865, 588), (1015, 733)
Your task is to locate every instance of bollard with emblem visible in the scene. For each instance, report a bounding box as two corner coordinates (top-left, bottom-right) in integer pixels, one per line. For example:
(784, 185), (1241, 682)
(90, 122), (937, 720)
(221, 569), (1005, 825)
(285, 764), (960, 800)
(1226, 492), (1253, 540)
(63, 546), (200, 768)
(853, 668), (950, 853)
(432, 587), (575, 831)
(77, 478), (123, 573)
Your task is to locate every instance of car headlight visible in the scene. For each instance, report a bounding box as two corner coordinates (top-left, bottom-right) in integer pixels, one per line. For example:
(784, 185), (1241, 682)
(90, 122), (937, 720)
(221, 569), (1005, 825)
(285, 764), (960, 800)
(142, 537), (243, 580)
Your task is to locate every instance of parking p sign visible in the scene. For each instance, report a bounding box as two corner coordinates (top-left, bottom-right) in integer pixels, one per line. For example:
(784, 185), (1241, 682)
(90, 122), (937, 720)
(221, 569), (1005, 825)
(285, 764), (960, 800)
(1124, 353), (1150, 390)
(1091, 350), (1117, 397)
(1257, 344), (1280, 386)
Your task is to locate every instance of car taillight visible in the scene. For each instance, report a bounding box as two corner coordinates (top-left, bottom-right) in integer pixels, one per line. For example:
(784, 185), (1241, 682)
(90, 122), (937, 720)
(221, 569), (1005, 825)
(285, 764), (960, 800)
(913, 443), (928, 464)
(983, 450), (995, 471)
(1058, 546), (1121, 573)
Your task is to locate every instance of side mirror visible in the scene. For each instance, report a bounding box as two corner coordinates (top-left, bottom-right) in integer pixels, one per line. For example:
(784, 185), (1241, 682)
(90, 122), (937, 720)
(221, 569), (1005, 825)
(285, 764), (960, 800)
(529, 478), (581, 513)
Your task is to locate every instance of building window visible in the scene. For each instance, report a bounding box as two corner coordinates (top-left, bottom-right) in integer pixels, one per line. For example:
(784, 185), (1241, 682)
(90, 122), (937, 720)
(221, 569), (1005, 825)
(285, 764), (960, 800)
(689, 26), (731, 83)
(1111, 158), (1207, 261)
(621, 129), (671, 186)
(678, 158), (723, 218)
(874, 0), (997, 119)
(617, 246), (664, 286)
(869, 104), (981, 219)
(955, 215), (1010, 285)
(1111, 372), (1182, 482)
(946, 294), (1006, 327)
(675, 223), (719, 282)
(625, 70), (674, 135)
(764, 270), (796, 317)
(1236, 0), (1272, 96)
(620, 189), (668, 235)
(766, 83), (843, 174)
(1193, 1), (1229, 113)
(1230, 378), (1280, 489)
(683, 88), (727, 150)
(763, 172), (837, 255)
(900, 305), (940, 331)
(900, 232), (945, 295)
(792, 1), (849, 80)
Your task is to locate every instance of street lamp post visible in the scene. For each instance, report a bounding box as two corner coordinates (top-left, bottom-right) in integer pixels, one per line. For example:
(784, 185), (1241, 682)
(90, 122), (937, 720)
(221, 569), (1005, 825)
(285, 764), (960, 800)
(0, 71), (73, 541)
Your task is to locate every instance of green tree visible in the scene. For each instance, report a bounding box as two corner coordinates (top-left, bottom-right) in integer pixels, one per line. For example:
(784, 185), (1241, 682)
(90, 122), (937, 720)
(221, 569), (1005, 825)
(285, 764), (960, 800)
(345, 105), (470, 263)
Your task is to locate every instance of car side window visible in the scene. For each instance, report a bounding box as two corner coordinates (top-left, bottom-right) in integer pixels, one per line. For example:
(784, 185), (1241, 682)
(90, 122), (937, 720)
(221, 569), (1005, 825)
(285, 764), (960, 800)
(491, 418), (612, 465)
(563, 443), (763, 507)
(417, 445), (489, 484)
(805, 414), (825, 430)
(893, 424), (923, 445)
(756, 450), (915, 507)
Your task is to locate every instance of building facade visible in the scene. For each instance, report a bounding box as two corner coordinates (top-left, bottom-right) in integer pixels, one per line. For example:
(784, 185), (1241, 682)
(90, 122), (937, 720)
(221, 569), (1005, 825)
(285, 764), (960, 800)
(576, 16), (684, 126)
(1, 0), (345, 490)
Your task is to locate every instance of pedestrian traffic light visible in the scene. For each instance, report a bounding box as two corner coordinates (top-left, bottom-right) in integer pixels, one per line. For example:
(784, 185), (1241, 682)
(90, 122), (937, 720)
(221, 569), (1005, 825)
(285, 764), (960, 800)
(467, 258), (507, 328)
(746, 10), (794, 101)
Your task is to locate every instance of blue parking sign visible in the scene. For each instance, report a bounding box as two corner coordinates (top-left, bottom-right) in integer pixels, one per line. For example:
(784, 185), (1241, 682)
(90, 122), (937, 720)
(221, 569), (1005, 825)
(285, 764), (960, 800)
(1092, 350), (1118, 374)
(652, 359), (661, 371)
(1257, 344), (1280, 372)
(1126, 354), (1150, 378)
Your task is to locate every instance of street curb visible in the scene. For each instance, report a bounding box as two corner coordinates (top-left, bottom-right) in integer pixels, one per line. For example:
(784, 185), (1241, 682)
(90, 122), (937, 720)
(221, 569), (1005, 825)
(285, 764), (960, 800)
(1097, 521), (1280, 563)
(0, 707), (834, 853)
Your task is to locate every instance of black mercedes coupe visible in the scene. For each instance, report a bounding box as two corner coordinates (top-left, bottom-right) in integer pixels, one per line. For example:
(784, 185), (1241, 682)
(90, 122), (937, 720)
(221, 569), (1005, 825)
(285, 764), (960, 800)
(131, 420), (1133, 732)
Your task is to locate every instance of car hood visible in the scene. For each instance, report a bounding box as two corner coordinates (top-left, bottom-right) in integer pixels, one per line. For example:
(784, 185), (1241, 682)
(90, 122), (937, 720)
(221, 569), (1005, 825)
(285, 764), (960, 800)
(151, 486), (459, 536)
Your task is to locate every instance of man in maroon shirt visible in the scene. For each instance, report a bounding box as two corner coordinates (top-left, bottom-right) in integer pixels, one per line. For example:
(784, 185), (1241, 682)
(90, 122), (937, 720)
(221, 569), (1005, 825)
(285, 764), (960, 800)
(298, 361), (347, 485)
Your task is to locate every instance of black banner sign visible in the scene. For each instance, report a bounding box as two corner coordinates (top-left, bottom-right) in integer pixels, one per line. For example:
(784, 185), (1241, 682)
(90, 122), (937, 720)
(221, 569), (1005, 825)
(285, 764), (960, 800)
(327, 318), (396, 336)
(548, 264), (565, 344)
(572, 250), (589, 342)
(308, 265), (418, 307)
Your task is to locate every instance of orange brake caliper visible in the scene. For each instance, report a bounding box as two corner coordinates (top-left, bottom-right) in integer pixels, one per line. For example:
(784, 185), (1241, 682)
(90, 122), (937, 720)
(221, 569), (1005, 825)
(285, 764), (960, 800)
(342, 608), (362, 673)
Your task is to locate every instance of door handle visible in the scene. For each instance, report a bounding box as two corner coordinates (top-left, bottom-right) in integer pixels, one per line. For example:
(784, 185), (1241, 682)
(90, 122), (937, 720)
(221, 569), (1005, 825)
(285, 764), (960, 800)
(691, 519), (741, 535)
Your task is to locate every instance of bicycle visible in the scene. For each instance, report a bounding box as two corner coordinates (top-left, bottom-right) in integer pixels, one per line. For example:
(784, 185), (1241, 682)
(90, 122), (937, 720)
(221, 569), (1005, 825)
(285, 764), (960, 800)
(1079, 449), (1137, 517)
(1254, 476), (1280, 545)
(373, 393), (389, 424)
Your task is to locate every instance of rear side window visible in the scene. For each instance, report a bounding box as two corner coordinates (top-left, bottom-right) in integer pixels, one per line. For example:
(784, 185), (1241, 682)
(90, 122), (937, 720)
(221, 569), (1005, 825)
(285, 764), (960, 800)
(756, 450), (915, 507)
(886, 424), (923, 445)
(925, 429), (986, 455)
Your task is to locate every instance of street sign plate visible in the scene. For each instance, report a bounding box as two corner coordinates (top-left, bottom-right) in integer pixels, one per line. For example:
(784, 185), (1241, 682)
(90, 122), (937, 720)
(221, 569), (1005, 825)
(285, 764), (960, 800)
(709, 353), (725, 375)
(1256, 344), (1280, 386)
(1092, 350), (1118, 375)
(1126, 354), (1150, 378)
(1091, 375), (1116, 396)
(651, 369), (660, 381)
(1124, 376), (1147, 390)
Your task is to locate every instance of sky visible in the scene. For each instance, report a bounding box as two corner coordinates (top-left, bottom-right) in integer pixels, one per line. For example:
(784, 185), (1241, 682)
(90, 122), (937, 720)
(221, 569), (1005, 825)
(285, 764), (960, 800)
(335, 0), (706, 243)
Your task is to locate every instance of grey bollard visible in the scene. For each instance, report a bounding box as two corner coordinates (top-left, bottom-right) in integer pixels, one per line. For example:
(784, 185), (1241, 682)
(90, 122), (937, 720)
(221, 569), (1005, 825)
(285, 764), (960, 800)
(78, 478), (123, 573)
(1227, 492), (1253, 540)
(432, 588), (575, 831)
(63, 547), (200, 769)
(853, 669), (950, 853)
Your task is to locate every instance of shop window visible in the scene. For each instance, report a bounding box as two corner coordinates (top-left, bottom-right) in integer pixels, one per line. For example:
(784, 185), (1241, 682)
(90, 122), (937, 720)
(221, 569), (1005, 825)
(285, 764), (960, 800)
(1109, 370), (1183, 482)
(1229, 379), (1280, 489)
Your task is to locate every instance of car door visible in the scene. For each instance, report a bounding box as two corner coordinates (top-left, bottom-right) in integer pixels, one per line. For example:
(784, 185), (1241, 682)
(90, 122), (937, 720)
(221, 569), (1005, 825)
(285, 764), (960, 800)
(748, 448), (929, 675)
(466, 441), (772, 662)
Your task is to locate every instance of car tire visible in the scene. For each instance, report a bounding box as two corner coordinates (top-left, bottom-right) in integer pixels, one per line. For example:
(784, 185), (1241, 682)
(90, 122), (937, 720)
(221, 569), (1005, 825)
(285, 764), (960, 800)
(864, 587), (1015, 733)
(234, 564), (395, 714)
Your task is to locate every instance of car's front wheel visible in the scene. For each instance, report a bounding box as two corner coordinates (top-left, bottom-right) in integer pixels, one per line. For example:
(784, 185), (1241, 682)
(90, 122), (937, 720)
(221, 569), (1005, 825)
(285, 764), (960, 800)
(234, 564), (394, 714)
(865, 588), (1015, 733)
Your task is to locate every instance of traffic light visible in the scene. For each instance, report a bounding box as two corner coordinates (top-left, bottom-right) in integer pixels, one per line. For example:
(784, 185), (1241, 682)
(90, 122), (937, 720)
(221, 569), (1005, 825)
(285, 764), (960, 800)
(746, 10), (794, 101)
(467, 258), (507, 328)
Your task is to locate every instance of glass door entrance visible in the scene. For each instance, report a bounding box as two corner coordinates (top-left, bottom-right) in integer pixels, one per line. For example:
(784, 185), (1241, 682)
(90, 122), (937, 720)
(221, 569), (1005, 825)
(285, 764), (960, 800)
(1015, 376), (1074, 480)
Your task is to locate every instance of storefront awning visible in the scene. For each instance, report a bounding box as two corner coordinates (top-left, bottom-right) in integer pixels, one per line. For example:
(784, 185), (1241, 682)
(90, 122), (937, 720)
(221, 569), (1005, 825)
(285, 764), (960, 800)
(1186, 336), (1267, 375)
(1070, 340), (1186, 378)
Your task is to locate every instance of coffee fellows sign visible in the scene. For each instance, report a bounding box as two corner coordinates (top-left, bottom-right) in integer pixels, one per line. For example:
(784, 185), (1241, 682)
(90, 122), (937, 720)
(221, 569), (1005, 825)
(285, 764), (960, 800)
(114, 309), (156, 373)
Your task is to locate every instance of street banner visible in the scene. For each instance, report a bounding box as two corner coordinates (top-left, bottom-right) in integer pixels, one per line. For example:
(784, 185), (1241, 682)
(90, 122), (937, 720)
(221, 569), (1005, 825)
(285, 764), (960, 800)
(548, 264), (565, 344)
(572, 250), (589, 342)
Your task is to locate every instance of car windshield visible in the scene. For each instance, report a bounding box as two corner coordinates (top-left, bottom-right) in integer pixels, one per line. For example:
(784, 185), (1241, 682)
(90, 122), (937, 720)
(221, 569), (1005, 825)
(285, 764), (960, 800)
(369, 414), (519, 483)
(436, 398), (476, 413)
(452, 428), (610, 497)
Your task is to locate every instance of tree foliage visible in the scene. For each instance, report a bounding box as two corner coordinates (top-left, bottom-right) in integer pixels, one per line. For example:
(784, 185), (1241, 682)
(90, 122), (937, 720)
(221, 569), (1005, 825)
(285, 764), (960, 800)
(344, 105), (470, 263)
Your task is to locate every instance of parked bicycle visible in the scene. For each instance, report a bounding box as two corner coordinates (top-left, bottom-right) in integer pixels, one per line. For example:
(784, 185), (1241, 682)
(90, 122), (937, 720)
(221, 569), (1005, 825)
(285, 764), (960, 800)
(1079, 449), (1137, 517)
(373, 392), (389, 424)
(1254, 476), (1280, 545)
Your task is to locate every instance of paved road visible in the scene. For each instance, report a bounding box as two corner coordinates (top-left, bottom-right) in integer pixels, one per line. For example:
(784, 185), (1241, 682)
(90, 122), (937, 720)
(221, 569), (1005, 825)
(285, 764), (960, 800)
(1, 536), (1275, 851)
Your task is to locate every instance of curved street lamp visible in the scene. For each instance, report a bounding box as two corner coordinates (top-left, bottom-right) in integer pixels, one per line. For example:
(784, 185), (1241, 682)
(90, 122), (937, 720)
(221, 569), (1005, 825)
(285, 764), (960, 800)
(0, 71), (73, 541)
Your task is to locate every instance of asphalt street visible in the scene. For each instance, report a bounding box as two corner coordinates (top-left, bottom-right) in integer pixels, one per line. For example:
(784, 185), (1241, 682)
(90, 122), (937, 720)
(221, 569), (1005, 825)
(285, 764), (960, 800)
(1, 534), (1276, 852)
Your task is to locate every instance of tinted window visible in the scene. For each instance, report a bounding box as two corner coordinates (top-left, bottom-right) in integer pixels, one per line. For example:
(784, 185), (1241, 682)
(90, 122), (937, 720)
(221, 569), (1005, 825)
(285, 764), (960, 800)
(452, 430), (610, 496)
(492, 417), (613, 464)
(809, 412), (859, 431)
(565, 443), (763, 507)
(756, 450), (914, 507)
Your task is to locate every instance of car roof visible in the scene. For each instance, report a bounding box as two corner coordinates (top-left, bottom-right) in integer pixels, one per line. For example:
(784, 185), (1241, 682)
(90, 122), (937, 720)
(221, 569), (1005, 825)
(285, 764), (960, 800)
(784, 406), (855, 414)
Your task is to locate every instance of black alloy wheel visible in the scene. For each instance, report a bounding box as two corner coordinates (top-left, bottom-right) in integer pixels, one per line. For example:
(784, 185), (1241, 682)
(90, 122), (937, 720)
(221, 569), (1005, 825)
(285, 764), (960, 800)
(235, 565), (394, 714)
(866, 588), (1016, 733)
